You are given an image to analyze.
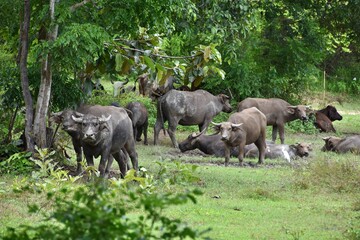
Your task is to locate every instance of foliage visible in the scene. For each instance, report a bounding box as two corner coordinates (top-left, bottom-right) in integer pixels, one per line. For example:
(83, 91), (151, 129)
(0, 152), (33, 175)
(1, 149), (207, 240)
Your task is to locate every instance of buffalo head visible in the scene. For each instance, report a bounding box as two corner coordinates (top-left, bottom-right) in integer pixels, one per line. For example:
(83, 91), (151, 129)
(321, 136), (342, 152)
(325, 105), (343, 121)
(212, 122), (243, 141)
(218, 94), (232, 113)
(51, 110), (83, 133)
(72, 114), (112, 145)
(291, 142), (312, 157)
(179, 131), (205, 152)
(287, 105), (309, 121)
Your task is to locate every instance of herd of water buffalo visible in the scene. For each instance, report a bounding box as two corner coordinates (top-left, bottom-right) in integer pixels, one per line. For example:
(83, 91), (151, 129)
(51, 88), (360, 177)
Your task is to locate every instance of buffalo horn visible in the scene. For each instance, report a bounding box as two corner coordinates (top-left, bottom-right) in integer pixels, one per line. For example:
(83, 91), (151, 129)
(71, 115), (83, 123)
(231, 123), (243, 128)
(99, 115), (111, 123)
(191, 128), (207, 138)
(211, 121), (222, 126)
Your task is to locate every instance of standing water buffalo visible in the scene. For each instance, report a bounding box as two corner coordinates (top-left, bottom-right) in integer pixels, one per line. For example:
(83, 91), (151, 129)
(322, 135), (360, 154)
(212, 107), (267, 166)
(52, 105), (138, 177)
(314, 105), (343, 132)
(125, 102), (149, 145)
(245, 142), (312, 162)
(154, 89), (232, 148)
(237, 98), (309, 144)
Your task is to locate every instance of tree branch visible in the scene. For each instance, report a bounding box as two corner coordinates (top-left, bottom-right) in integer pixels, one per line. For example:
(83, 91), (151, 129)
(70, 0), (93, 12)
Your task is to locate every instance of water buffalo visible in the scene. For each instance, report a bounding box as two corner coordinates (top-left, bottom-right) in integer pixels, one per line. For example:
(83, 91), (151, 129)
(179, 133), (242, 157)
(322, 135), (360, 154)
(237, 98), (309, 144)
(154, 89), (232, 148)
(314, 105), (342, 132)
(137, 73), (150, 96)
(113, 78), (129, 97)
(71, 105), (138, 177)
(212, 107), (267, 166)
(52, 105), (138, 177)
(125, 102), (149, 145)
(245, 142), (312, 162)
(318, 105), (343, 121)
(314, 112), (336, 132)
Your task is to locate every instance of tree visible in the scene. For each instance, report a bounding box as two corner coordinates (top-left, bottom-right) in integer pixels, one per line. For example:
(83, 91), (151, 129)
(19, 0), (34, 152)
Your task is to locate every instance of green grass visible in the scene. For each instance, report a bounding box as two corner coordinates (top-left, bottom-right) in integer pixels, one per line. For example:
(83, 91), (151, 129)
(1, 92), (360, 239)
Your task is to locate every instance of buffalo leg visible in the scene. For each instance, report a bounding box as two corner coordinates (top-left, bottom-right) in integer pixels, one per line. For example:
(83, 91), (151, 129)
(99, 150), (111, 178)
(254, 139), (266, 164)
(237, 143), (245, 166)
(136, 126), (142, 142)
(224, 146), (231, 167)
(272, 125), (278, 143)
(124, 140), (138, 172)
(72, 138), (83, 175)
(143, 120), (148, 145)
(278, 124), (285, 144)
(112, 151), (127, 178)
(167, 121), (179, 148)
(154, 120), (162, 145)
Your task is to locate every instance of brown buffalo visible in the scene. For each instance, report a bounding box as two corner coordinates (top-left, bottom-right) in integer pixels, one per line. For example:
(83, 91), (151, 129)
(212, 107), (267, 166)
(322, 135), (360, 154)
(237, 98), (309, 144)
(314, 105), (342, 132)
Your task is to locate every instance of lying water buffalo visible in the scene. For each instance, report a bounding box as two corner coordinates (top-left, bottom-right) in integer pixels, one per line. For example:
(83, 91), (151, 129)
(125, 101), (149, 145)
(237, 98), (309, 144)
(154, 89), (232, 148)
(71, 105), (138, 177)
(212, 107), (267, 166)
(322, 135), (360, 154)
(178, 132), (242, 157)
(245, 142), (312, 162)
(314, 105), (343, 132)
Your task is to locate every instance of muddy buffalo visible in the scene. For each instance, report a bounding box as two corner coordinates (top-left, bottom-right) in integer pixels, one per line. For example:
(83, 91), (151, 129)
(237, 98), (309, 144)
(212, 107), (267, 166)
(245, 142), (312, 162)
(322, 135), (360, 154)
(154, 89), (232, 148)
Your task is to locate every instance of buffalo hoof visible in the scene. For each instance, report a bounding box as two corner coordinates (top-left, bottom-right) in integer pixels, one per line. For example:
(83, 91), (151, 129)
(136, 138), (142, 142)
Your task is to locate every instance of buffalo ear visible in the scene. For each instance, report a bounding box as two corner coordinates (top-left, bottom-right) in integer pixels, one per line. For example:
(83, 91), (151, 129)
(50, 111), (63, 124)
(287, 106), (296, 114)
(211, 122), (221, 133)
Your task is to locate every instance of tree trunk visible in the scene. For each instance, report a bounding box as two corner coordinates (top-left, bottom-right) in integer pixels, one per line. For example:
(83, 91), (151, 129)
(19, 0), (35, 153)
(33, 0), (58, 148)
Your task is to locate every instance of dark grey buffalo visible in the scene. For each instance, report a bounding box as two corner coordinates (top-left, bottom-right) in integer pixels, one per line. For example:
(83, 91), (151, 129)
(154, 89), (232, 148)
(52, 105), (138, 177)
(179, 133), (242, 157)
(212, 107), (267, 166)
(245, 142), (312, 162)
(237, 98), (309, 144)
(125, 102), (149, 145)
(322, 135), (360, 154)
(71, 105), (138, 177)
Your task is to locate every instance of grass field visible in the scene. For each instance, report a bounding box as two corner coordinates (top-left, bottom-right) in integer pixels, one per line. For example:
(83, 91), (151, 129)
(1, 94), (360, 239)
